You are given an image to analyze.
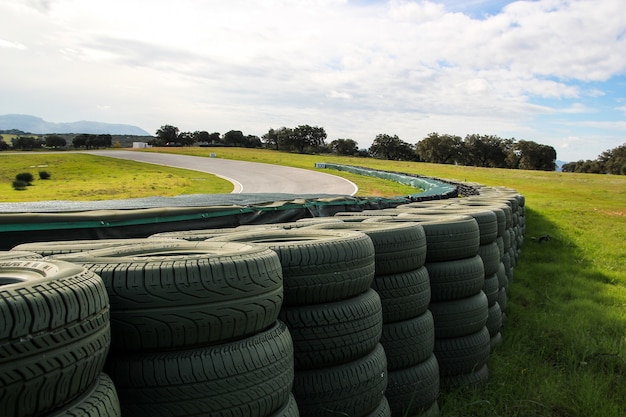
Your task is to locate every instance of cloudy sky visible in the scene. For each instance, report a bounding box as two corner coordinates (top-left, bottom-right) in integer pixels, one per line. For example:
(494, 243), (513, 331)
(1, 0), (625, 162)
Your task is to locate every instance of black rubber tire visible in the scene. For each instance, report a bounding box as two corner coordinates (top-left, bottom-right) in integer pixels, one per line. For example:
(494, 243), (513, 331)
(408, 208), (498, 245)
(498, 287), (508, 313)
(305, 221), (427, 275)
(434, 326), (491, 376)
(482, 273), (500, 307)
(429, 291), (489, 339)
(497, 262), (509, 293)
(47, 373), (121, 417)
(380, 310), (435, 370)
(486, 302), (503, 337)
(11, 238), (178, 256)
(279, 289), (383, 370)
(478, 241), (501, 276)
(267, 393), (299, 417)
(209, 229), (376, 305)
(52, 240), (284, 352)
(385, 354), (440, 417)
(0, 250), (42, 260)
(105, 321), (294, 417)
(0, 259), (111, 417)
(393, 215), (480, 262)
(440, 363), (490, 391)
(365, 396), (392, 417)
(490, 332), (503, 350)
(425, 255), (485, 301)
(293, 343), (387, 417)
(371, 266), (431, 323)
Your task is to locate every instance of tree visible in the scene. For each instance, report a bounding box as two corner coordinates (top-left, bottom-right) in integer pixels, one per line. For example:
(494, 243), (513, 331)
(44, 135), (66, 148)
(369, 134), (415, 161)
(329, 138), (359, 156)
(598, 143), (626, 175)
(461, 134), (510, 168)
(155, 125), (180, 145)
(509, 140), (556, 171)
(193, 131), (211, 144)
(73, 134), (89, 148)
(262, 127), (294, 151)
(291, 125), (327, 153)
(223, 130), (246, 147)
(12, 136), (42, 150)
(177, 131), (195, 146)
(416, 133), (462, 164)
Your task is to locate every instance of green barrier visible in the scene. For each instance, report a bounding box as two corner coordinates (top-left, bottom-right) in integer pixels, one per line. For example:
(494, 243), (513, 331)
(315, 163), (458, 199)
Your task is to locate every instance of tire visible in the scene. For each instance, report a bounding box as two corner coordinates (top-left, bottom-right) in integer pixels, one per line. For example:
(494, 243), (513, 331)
(47, 373), (121, 417)
(482, 273), (500, 307)
(52, 240), (284, 351)
(478, 242), (501, 276)
(279, 289), (383, 370)
(498, 287), (508, 313)
(440, 364), (489, 391)
(105, 321), (294, 417)
(371, 266), (431, 322)
(497, 262), (509, 293)
(268, 393), (300, 417)
(365, 396), (392, 417)
(409, 208), (498, 245)
(434, 326), (490, 376)
(11, 238), (178, 256)
(209, 229), (376, 305)
(380, 310), (435, 370)
(267, 393), (299, 417)
(0, 251), (42, 260)
(425, 255), (485, 301)
(305, 221), (427, 275)
(398, 215), (480, 262)
(429, 291), (489, 339)
(486, 302), (503, 337)
(0, 260), (110, 417)
(385, 354), (440, 417)
(293, 343), (387, 417)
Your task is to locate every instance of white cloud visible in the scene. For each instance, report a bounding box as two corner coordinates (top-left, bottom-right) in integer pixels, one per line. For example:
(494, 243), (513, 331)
(0, 0), (625, 162)
(0, 39), (26, 50)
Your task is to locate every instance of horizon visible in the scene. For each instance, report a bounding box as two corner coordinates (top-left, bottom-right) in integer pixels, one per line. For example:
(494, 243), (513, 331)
(1, 0), (625, 162)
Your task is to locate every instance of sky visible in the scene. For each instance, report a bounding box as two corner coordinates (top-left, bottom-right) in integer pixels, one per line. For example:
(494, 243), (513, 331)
(1, 0), (625, 162)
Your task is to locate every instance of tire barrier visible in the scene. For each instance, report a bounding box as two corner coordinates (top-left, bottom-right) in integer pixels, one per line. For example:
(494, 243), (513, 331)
(3, 169), (525, 417)
(105, 321), (294, 417)
(300, 220), (438, 417)
(0, 259), (115, 417)
(209, 228), (388, 417)
(0, 250), (42, 260)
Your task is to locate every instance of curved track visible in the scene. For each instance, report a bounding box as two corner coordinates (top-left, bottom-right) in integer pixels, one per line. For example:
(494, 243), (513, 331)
(87, 150), (358, 195)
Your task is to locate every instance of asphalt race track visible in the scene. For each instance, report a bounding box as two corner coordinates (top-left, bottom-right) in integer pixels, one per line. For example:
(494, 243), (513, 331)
(87, 150), (358, 195)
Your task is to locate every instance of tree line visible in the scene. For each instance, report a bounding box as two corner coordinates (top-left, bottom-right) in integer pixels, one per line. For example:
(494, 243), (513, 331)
(561, 144), (626, 175)
(1, 134), (113, 150)
(155, 125), (558, 171)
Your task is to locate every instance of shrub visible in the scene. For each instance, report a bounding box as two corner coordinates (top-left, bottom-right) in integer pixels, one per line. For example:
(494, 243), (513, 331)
(39, 170), (51, 180)
(12, 179), (28, 190)
(15, 172), (34, 184)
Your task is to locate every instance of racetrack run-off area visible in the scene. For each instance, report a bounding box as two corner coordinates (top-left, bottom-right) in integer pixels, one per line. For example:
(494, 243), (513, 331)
(86, 150), (359, 195)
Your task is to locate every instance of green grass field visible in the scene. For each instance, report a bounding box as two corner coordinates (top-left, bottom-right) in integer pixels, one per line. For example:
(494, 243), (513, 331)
(0, 153), (233, 202)
(1, 147), (624, 416)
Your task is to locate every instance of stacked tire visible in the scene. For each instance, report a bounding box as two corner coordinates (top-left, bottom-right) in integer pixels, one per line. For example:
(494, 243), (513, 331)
(209, 229), (389, 417)
(51, 240), (295, 417)
(363, 214), (492, 390)
(304, 221), (440, 417)
(0, 258), (120, 417)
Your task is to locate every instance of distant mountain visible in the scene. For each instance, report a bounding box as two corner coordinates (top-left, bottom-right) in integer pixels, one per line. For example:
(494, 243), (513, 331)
(0, 114), (151, 136)
(556, 160), (568, 172)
